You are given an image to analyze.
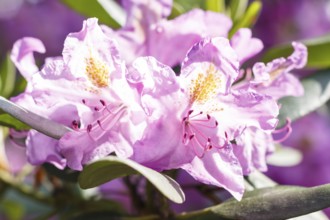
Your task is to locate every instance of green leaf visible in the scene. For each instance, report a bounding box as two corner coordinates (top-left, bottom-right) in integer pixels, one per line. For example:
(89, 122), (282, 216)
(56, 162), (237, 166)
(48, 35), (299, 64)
(168, 2), (186, 19)
(0, 200), (25, 220)
(97, 0), (126, 26)
(172, 0), (205, 12)
(0, 54), (16, 98)
(79, 156), (185, 204)
(278, 70), (330, 126)
(229, 0), (262, 38)
(204, 0), (225, 13)
(0, 114), (30, 130)
(263, 34), (330, 69)
(0, 97), (71, 138)
(60, 0), (122, 28)
(177, 184), (330, 220)
(229, 0), (248, 21)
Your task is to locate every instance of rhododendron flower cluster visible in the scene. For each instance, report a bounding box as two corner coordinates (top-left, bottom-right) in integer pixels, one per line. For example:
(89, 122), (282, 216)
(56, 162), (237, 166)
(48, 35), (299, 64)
(9, 2), (307, 200)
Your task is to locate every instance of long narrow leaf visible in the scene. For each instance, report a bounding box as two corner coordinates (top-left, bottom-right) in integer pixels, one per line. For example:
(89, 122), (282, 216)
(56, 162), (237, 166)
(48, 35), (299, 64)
(0, 97), (71, 139)
(0, 54), (16, 98)
(229, 1), (262, 38)
(60, 0), (121, 28)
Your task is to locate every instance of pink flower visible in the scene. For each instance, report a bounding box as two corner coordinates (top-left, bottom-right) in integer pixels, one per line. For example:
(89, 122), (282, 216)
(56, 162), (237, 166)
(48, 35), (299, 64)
(127, 37), (279, 200)
(10, 18), (143, 170)
(231, 42), (307, 175)
(103, 0), (233, 67)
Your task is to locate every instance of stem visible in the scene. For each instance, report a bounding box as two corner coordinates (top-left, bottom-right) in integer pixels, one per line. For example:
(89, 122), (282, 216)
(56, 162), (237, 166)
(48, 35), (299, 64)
(123, 176), (146, 214)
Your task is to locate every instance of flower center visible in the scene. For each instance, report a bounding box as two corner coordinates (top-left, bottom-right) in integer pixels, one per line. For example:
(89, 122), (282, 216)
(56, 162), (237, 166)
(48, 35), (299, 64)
(189, 65), (221, 104)
(85, 56), (110, 88)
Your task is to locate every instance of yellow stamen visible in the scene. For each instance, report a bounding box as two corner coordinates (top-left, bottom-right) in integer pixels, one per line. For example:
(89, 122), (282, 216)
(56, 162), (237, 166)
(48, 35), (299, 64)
(189, 65), (221, 104)
(85, 56), (110, 88)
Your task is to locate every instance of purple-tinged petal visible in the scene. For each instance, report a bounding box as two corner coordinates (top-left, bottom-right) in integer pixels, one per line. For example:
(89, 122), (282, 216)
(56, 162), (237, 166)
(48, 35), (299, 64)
(59, 132), (115, 171)
(148, 9), (232, 67)
(102, 0), (165, 66)
(3, 131), (27, 174)
(19, 100), (84, 169)
(288, 42), (308, 69)
(10, 37), (45, 81)
(233, 128), (274, 175)
(181, 37), (239, 95)
(254, 72), (304, 100)
(230, 28), (263, 64)
(214, 91), (279, 142)
(102, 25), (145, 67)
(26, 130), (66, 169)
(129, 117), (194, 171)
(101, 0), (173, 66)
(122, 0), (172, 27)
(182, 147), (244, 200)
(127, 56), (182, 112)
(251, 42), (307, 99)
(127, 57), (194, 170)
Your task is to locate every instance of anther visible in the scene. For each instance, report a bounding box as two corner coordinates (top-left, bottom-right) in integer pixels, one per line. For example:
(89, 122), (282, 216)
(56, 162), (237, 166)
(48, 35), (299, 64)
(100, 100), (106, 106)
(215, 121), (218, 126)
(82, 99), (86, 104)
(188, 110), (194, 115)
(72, 120), (80, 130)
(189, 134), (195, 140)
(207, 114), (211, 120)
(87, 124), (92, 133)
(94, 107), (99, 111)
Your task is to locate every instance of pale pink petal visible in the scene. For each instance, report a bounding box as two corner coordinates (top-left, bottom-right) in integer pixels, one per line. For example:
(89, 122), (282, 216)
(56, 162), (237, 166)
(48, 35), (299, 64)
(10, 37), (46, 81)
(251, 42), (307, 99)
(217, 91), (279, 140)
(230, 28), (263, 64)
(127, 57), (194, 170)
(26, 130), (66, 169)
(148, 9), (232, 66)
(182, 147), (244, 200)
